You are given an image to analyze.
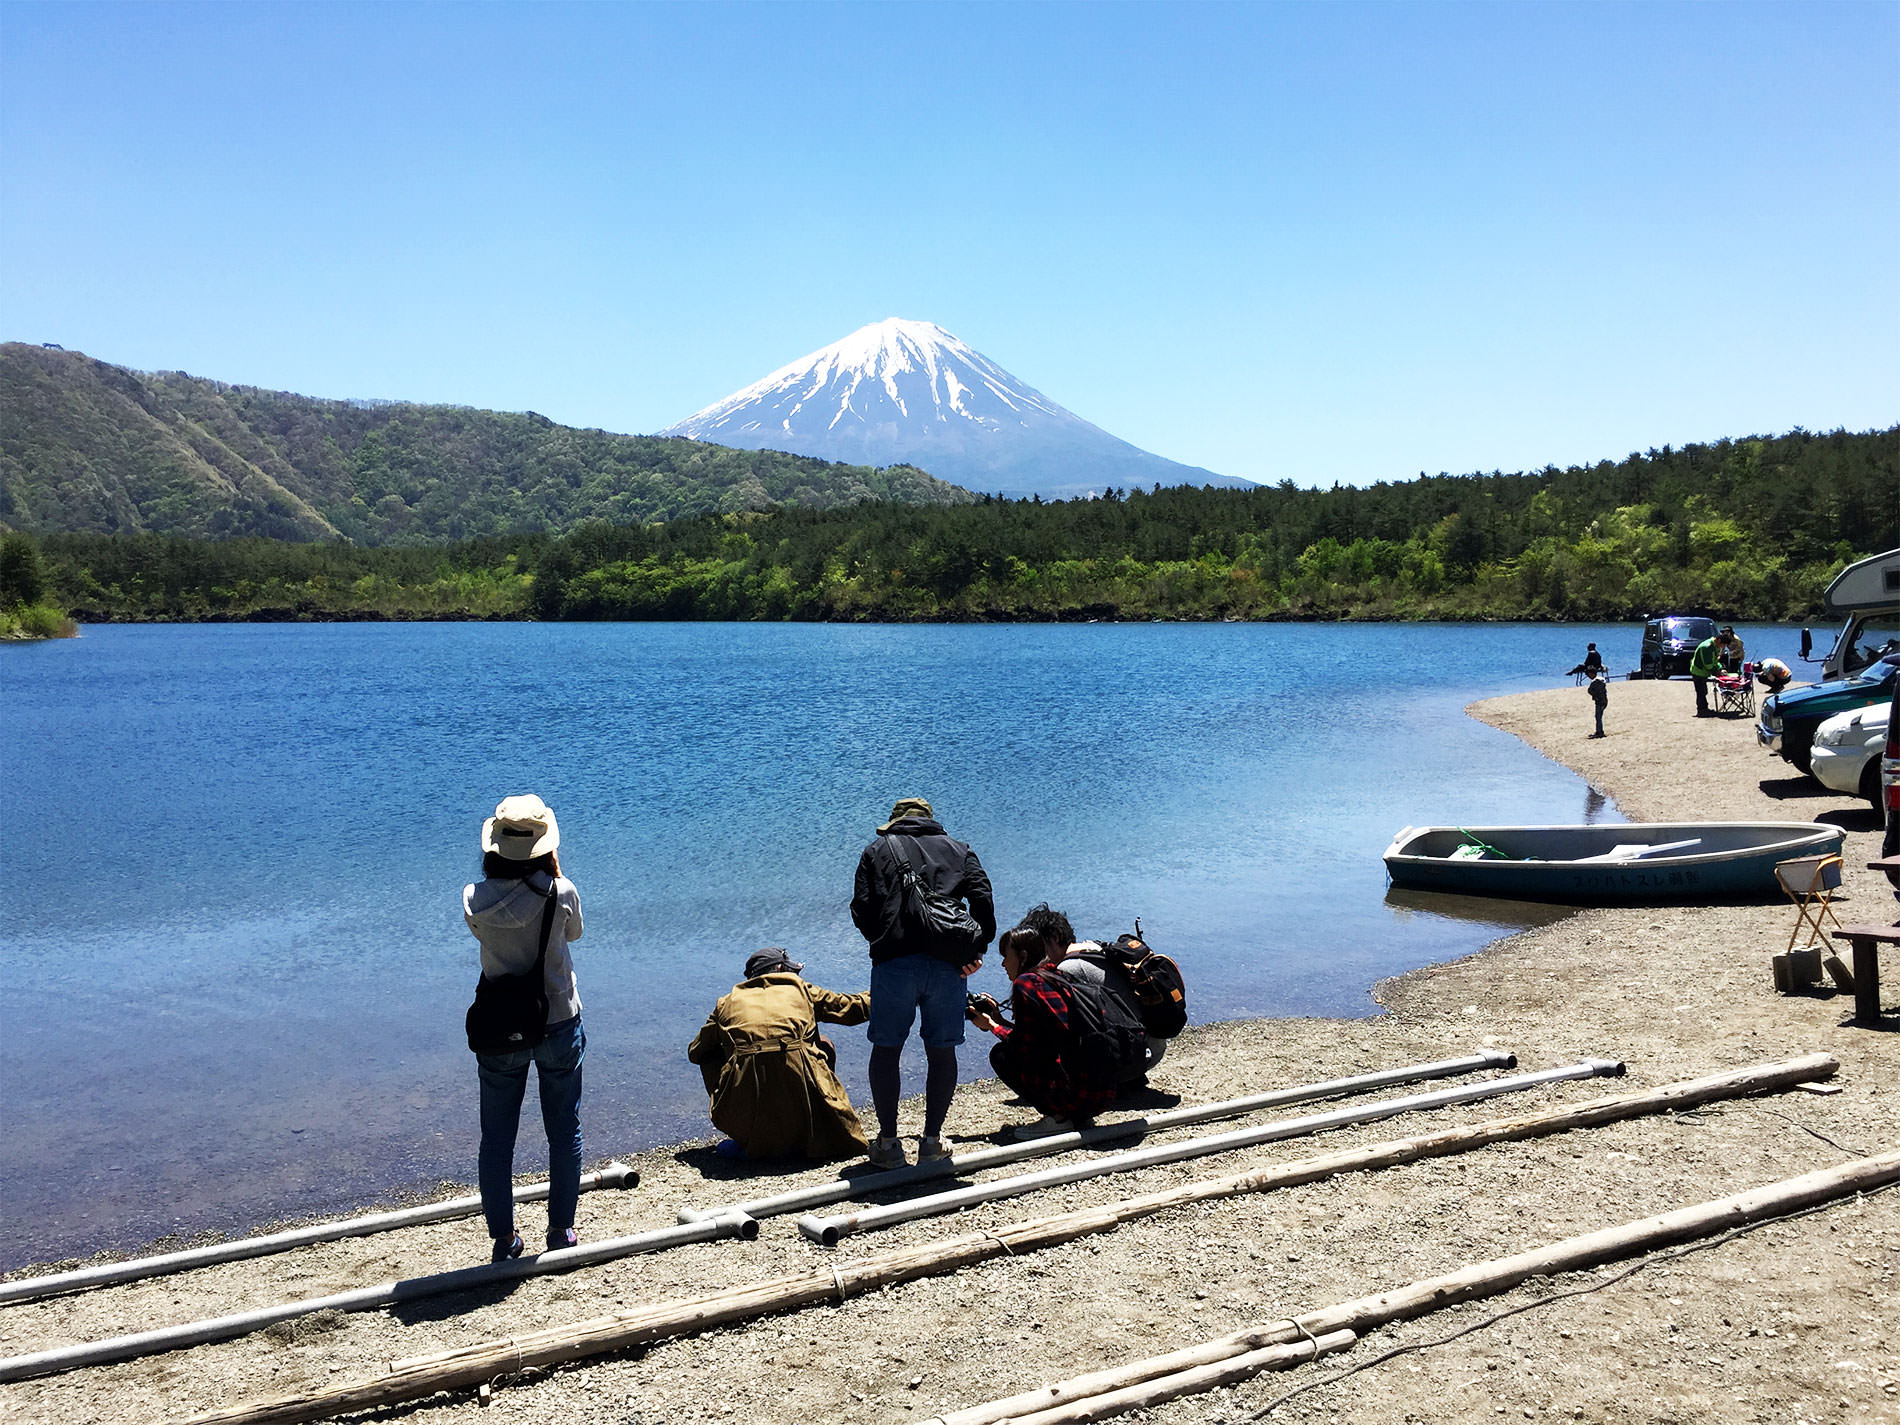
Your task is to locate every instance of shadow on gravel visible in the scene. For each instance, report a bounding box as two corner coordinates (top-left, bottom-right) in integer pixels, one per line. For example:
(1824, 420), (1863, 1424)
(1817, 807), (1883, 833)
(1759, 776), (1835, 800)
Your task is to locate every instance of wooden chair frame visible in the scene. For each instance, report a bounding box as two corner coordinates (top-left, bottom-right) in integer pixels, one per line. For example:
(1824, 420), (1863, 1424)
(1776, 854), (1844, 953)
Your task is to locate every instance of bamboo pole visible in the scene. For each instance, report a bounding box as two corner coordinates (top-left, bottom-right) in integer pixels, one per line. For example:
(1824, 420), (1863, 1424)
(930, 1149), (1900, 1425)
(995, 1330), (1358, 1425)
(0, 1163), (640, 1307)
(176, 1053), (1838, 1425)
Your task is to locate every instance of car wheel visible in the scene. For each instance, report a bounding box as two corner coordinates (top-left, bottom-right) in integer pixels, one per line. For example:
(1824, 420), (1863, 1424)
(1790, 743), (1814, 776)
(1862, 760), (1883, 810)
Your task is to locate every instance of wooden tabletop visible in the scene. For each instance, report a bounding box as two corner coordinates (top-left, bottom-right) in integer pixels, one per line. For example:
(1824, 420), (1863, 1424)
(1831, 922), (1900, 944)
(1867, 855), (1900, 873)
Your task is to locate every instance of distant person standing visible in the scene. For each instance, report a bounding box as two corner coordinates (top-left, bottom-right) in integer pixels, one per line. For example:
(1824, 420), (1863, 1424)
(462, 794), (586, 1262)
(1721, 627), (1745, 674)
(851, 798), (994, 1168)
(1566, 643), (1605, 680)
(1689, 631), (1729, 717)
(1587, 669), (1609, 738)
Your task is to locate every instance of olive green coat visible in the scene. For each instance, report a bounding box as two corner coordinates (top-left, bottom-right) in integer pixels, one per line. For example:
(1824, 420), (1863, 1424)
(686, 972), (871, 1160)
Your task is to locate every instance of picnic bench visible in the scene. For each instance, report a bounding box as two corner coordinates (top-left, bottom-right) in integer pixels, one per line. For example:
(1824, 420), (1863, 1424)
(1828, 921), (1899, 1025)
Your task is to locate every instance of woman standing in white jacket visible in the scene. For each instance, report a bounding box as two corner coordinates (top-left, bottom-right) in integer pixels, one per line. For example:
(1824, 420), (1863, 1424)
(463, 794), (585, 1262)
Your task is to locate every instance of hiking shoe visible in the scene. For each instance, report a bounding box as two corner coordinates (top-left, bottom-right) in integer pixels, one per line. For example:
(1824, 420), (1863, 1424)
(547, 1227), (578, 1251)
(1005, 1114), (1078, 1142)
(917, 1135), (953, 1162)
(867, 1135), (909, 1169)
(491, 1232), (524, 1264)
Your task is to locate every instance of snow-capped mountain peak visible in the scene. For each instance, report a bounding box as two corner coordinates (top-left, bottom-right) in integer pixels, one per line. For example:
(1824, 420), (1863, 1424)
(660, 319), (1250, 500)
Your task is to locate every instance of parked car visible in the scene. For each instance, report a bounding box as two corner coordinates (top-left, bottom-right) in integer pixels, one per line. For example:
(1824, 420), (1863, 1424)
(1810, 701), (1891, 808)
(1757, 652), (1900, 775)
(1638, 615), (1717, 679)
(1883, 708), (1899, 873)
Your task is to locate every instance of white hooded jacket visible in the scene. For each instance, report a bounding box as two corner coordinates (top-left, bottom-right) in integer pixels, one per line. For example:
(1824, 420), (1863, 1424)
(463, 870), (585, 1024)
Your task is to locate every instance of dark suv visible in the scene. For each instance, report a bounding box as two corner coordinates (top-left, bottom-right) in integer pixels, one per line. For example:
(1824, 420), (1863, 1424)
(1639, 615), (1718, 679)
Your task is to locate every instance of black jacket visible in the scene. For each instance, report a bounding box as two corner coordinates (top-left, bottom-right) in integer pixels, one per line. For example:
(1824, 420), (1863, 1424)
(851, 816), (996, 965)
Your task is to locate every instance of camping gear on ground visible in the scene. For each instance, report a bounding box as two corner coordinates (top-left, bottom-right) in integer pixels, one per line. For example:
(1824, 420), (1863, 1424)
(465, 885), (557, 1054)
(1713, 666), (1755, 717)
(1382, 822), (1845, 903)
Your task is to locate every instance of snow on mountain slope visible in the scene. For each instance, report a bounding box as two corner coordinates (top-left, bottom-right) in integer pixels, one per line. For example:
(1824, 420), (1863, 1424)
(659, 318), (1252, 500)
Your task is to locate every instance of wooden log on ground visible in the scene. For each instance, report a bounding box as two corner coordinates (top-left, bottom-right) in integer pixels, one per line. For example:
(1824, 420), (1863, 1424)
(931, 1144), (1899, 1425)
(982, 1330), (1356, 1425)
(179, 1053), (1840, 1425)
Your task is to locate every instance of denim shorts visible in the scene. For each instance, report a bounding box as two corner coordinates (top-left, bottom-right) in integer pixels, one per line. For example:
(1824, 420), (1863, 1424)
(868, 954), (967, 1049)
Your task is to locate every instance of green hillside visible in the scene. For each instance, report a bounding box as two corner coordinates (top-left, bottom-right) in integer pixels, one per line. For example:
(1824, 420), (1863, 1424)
(31, 425), (1897, 623)
(0, 342), (973, 544)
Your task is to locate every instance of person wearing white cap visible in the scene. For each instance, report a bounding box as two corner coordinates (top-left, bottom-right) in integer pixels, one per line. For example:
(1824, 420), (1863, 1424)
(462, 793), (586, 1262)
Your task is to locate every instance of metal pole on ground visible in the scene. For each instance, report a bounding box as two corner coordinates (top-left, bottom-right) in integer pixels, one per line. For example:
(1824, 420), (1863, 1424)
(0, 1209), (754, 1384)
(798, 1059), (1624, 1245)
(0, 1163), (640, 1306)
(677, 1049), (1518, 1225)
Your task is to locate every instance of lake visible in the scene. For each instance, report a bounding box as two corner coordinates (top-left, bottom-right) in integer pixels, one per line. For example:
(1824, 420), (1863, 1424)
(0, 619), (1797, 1269)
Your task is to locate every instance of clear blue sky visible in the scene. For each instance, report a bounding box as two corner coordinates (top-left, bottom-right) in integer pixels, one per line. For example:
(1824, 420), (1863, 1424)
(3, 1), (1894, 488)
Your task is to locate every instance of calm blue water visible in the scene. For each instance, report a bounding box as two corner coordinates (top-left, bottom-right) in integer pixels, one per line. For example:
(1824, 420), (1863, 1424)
(0, 620), (1796, 1268)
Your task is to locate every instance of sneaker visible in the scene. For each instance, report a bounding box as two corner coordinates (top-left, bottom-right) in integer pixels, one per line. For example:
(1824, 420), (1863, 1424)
(1005, 1114), (1078, 1142)
(491, 1232), (524, 1264)
(867, 1135), (909, 1169)
(917, 1135), (952, 1162)
(546, 1227), (578, 1251)
(714, 1137), (747, 1160)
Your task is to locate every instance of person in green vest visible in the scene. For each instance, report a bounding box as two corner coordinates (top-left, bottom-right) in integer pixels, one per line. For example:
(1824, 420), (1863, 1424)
(1689, 631), (1730, 717)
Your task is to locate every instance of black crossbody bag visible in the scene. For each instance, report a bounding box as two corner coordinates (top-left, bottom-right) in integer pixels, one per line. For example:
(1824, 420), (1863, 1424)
(465, 882), (559, 1055)
(891, 835), (983, 956)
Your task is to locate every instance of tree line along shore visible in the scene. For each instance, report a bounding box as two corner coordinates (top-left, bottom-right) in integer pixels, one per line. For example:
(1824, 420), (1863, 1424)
(5, 425), (1895, 626)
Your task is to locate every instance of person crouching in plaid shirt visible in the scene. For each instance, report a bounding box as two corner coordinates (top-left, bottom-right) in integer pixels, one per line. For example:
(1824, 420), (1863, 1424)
(968, 925), (1121, 1139)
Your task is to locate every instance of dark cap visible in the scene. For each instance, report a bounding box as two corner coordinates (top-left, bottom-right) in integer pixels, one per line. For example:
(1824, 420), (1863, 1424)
(745, 948), (803, 980)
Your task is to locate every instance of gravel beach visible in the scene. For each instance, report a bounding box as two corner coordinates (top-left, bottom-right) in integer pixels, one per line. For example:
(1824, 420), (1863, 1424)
(3, 675), (1894, 1425)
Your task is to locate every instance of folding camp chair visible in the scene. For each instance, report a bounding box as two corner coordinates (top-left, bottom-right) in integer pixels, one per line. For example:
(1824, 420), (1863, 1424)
(1713, 668), (1754, 717)
(1776, 853), (1844, 952)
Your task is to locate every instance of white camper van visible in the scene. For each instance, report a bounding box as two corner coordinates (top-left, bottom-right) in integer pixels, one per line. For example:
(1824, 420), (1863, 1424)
(1805, 548), (1900, 681)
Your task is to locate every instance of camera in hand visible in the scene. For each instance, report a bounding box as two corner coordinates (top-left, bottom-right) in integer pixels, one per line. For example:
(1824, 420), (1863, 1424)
(964, 991), (1008, 1027)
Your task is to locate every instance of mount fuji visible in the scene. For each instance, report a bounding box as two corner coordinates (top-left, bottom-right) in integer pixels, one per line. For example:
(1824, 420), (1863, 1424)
(659, 318), (1253, 500)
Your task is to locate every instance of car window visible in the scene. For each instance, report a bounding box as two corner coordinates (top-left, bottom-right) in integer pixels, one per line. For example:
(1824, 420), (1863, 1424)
(1662, 618), (1715, 639)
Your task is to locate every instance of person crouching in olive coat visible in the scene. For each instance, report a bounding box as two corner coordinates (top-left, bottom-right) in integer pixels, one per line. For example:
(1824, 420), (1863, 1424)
(687, 949), (872, 1160)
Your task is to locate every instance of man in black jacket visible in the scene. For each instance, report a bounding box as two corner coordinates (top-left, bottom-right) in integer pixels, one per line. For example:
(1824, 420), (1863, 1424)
(851, 797), (995, 1169)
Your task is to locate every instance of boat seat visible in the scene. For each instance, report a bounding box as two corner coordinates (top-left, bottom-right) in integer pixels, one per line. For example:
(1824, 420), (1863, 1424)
(1577, 838), (1703, 863)
(1776, 853), (1844, 953)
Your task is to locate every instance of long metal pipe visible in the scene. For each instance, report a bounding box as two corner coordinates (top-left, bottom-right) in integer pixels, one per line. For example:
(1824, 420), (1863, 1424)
(0, 1208), (756, 1383)
(0, 1162), (641, 1307)
(679, 1048), (1518, 1226)
(798, 1058), (1624, 1245)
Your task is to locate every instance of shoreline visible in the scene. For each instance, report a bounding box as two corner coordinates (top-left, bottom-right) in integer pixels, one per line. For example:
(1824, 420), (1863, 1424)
(4, 675), (1894, 1423)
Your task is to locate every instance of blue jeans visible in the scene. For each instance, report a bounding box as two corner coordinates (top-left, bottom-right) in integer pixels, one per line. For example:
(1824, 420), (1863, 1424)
(868, 954), (968, 1049)
(477, 1014), (584, 1242)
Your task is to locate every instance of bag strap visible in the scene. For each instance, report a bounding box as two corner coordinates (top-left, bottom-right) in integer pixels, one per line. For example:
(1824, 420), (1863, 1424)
(531, 878), (559, 978)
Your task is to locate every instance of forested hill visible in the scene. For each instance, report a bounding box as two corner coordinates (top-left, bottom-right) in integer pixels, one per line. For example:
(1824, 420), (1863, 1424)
(0, 343), (974, 543)
(37, 426), (1898, 623)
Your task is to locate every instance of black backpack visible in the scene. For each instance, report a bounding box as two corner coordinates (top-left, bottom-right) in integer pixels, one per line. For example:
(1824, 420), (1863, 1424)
(1101, 923), (1187, 1039)
(1049, 969), (1147, 1087)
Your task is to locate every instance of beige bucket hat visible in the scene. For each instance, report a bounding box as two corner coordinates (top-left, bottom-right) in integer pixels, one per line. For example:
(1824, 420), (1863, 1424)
(878, 797), (934, 834)
(482, 793), (561, 860)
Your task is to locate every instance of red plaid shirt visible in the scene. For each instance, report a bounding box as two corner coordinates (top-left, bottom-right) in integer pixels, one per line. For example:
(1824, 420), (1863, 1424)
(990, 967), (1119, 1121)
